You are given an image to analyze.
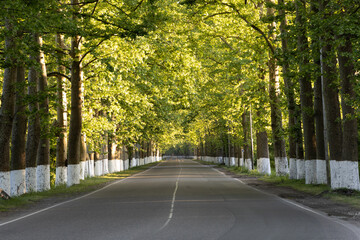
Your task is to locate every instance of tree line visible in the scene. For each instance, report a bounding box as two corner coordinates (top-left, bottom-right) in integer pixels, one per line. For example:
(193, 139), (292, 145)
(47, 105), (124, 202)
(0, 0), (360, 197)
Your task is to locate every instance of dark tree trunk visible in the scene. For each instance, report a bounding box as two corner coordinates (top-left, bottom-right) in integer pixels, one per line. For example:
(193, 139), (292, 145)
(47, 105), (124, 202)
(36, 35), (50, 191)
(26, 34), (41, 192)
(267, 1), (288, 175)
(279, 0), (297, 178)
(337, 36), (358, 162)
(335, 34), (360, 189)
(56, 33), (67, 173)
(296, 0), (318, 184)
(11, 66), (26, 171)
(242, 111), (252, 169)
(67, 0), (82, 186)
(10, 66), (27, 196)
(0, 21), (17, 194)
(321, 40), (342, 162)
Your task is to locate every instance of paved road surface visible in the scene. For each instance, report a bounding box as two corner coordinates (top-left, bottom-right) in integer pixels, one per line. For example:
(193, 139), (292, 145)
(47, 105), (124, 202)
(1, 159), (359, 239)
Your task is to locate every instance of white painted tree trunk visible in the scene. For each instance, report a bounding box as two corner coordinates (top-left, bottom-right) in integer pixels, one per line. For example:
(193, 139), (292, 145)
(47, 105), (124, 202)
(239, 157), (244, 167)
(88, 160), (94, 177)
(275, 157), (289, 176)
(124, 160), (129, 170)
(244, 159), (252, 170)
(84, 160), (89, 178)
(103, 159), (109, 174)
(108, 160), (115, 173)
(330, 160), (360, 190)
(26, 167), (37, 192)
(79, 161), (85, 180)
(316, 160), (327, 184)
(132, 158), (137, 168)
(55, 166), (67, 186)
(230, 157), (236, 166)
(0, 171), (10, 195)
(67, 164), (80, 187)
(119, 160), (124, 171)
(296, 159), (305, 179)
(305, 160), (317, 184)
(95, 160), (103, 176)
(289, 158), (297, 179)
(257, 158), (271, 175)
(10, 169), (26, 196)
(36, 164), (50, 192)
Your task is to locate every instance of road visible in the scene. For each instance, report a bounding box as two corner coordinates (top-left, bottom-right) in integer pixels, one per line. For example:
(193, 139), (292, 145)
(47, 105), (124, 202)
(1, 159), (359, 240)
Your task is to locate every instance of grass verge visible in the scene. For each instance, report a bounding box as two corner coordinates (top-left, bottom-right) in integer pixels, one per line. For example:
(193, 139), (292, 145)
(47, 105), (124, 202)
(0, 162), (159, 212)
(216, 164), (360, 210)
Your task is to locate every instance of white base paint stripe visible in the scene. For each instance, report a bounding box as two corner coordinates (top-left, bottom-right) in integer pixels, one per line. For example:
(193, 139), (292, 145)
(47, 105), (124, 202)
(10, 169), (26, 197)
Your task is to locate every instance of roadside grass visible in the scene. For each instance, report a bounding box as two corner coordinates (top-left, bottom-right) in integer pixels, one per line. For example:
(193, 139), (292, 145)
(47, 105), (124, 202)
(0, 162), (159, 212)
(210, 163), (360, 210)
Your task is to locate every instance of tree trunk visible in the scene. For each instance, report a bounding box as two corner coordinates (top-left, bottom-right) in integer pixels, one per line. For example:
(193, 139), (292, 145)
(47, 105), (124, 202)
(320, 0), (343, 189)
(80, 134), (87, 180)
(55, 33), (68, 186)
(310, 0), (328, 184)
(108, 133), (117, 173)
(267, 0), (288, 176)
(26, 35), (41, 192)
(10, 66), (27, 196)
(295, 0), (318, 184)
(279, 0), (297, 179)
(0, 21), (17, 195)
(335, 35), (360, 190)
(67, 0), (82, 186)
(36, 35), (50, 192)
(295, 110), (305, 179)
(242, 111), (252, 170)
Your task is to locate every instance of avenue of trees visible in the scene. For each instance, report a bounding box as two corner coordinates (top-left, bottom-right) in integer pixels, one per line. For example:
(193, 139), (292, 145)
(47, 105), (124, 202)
(0, 0), (360, 196)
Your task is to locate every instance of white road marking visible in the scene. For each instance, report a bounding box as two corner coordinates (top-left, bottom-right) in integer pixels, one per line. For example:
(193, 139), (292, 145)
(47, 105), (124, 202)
(210, 164), (360, 238)
(159, 159), (183, 230)
(0, 163), (160, 227)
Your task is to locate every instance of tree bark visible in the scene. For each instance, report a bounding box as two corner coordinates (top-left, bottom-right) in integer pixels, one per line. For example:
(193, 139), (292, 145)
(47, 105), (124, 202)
(242, 111), (252, 170)
(295, 0), (318, 184)
(267, 0), (288, 176)
(335, 34), (360, 190)
(55, 33), (68, 186)
(310, 0), (328, 184)
(36, 35), (50, 192)
(279, 0), (297, 179)
(10, 66), (27, 196)
(26, 34), (41, 192)
(67, 0), (82, 186)
(0, 20), (17, 194)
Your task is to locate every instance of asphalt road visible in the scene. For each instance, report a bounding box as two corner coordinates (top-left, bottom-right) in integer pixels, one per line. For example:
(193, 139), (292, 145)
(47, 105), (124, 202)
(1, 159), (360, 240)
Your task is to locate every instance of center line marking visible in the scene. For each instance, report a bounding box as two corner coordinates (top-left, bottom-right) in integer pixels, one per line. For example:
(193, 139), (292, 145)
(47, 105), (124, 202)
(159, 159), (182, 230)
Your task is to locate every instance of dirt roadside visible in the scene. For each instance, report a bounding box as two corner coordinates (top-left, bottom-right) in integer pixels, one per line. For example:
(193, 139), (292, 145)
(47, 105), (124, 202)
(216, 167), (360, 228)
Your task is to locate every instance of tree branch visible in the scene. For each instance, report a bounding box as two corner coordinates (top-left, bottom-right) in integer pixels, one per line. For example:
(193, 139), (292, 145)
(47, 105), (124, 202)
(47, 72), (71, 80)
(220, 2), (275, 55)
(80, 38), (108, 63)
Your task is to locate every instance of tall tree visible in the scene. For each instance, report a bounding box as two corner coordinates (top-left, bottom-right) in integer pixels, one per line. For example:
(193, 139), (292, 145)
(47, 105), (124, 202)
(10, 66), (27, 196)
(67, 0), (82, 186)
(0, 19), (17, 194)
(267, 0), (288, 175)
(295, 0), (318, 184)
(26, 34), (41, 192)
(278, 0), (297, 179)
(36, 35), (50, 192)
(55, 33), (68, 186)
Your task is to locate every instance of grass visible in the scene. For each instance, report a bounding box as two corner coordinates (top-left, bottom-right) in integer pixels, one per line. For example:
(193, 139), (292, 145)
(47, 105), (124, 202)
(0, 162), (159, 212)
(210, 163), (360, 210)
